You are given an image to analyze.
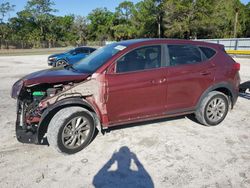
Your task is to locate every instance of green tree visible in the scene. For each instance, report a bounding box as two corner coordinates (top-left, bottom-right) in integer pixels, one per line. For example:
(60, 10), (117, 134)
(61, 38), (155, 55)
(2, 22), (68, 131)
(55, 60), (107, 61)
(244, 2), (250, 37)
(72, 16), (88, 45)
(25, 0), (57, 45)
(87, 8), (114, 41)
(162, 0), (246, 39)
(132, 0), (164, 38)
(0, 2), (15, 48)
(0, 2), (15, 23)
(8, 10), (35, 48)
(112, 1), (137, 40)
(163, 0), (196, 38)
(115, 1), (134, 21)
(47, 15), (76, 47)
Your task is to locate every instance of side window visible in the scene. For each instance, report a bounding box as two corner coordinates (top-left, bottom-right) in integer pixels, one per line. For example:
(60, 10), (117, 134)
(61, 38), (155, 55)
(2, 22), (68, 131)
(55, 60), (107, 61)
(168, 45), (202, 66)
(82, 48), (89, 54)
(75, 48), (81, 54)
(79, 48), (89, 54)
(116, 45), (161, 73)
(89, 48), (96, 53)
(199, 47), (216, 59)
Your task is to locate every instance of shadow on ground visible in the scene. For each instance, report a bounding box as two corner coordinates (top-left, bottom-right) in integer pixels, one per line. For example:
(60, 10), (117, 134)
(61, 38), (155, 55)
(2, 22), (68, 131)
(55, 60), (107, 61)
(239, 92), (250, 100)
(92, 146), (154, 188)
(239, 81), (250, 100)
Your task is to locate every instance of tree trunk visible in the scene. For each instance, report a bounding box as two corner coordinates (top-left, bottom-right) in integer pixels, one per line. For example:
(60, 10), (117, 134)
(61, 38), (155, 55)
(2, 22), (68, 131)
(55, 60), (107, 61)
(233, 10), (239, 38)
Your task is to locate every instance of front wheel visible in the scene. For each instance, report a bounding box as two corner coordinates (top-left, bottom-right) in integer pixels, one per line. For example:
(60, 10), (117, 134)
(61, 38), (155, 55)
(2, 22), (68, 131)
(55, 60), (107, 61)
(47, 107), (95, 154)
(195, 91), (229, 126)
(56, 59), (68, 67)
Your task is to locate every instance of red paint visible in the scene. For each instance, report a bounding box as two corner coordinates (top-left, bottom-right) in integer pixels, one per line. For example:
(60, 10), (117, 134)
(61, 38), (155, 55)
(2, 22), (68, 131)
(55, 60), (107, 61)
(233, 62), (240, 71)
(97, 39), (240, 127)
(166, 59), (215, 111)
(13, 39), (240, 129)
(105, 68), (167, 124)
(23, 68), (90, 86)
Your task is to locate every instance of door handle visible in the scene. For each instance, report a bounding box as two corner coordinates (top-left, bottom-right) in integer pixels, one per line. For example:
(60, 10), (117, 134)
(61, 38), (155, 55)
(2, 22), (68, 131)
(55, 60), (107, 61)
(159, 78), (167, 83)
(151, 78), (167, 84)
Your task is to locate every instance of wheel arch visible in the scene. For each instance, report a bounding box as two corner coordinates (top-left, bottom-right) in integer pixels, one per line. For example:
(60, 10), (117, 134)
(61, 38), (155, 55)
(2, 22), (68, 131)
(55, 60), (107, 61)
(37, 97), (101, 144)
(56, 58), (68, 62)
(196, 82), (236, 110)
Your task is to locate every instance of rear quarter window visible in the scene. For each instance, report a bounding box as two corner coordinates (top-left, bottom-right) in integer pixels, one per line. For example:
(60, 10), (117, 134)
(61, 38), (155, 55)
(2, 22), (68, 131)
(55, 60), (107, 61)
(199, 47), (216, 59)
(168, 45), (202, 66)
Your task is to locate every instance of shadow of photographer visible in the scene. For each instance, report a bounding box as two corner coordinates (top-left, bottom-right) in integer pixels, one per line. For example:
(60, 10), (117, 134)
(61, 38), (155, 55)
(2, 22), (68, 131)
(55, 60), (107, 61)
(93, 146), (154, 188)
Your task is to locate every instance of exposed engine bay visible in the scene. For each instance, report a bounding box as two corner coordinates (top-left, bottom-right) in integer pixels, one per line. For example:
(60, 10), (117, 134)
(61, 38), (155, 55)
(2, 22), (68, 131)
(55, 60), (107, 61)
(15, 83), (65, 142)
(18, 83), (64, 125)
(13, 76), (102, 143)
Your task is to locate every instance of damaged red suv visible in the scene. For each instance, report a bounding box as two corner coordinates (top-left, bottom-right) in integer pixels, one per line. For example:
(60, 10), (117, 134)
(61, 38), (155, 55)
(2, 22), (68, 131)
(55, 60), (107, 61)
(11, 39), (240, 154)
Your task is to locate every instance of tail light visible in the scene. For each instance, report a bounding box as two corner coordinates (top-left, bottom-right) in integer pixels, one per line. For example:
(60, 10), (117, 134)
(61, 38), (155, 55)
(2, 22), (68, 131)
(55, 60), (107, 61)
(233, 62), (240, 71)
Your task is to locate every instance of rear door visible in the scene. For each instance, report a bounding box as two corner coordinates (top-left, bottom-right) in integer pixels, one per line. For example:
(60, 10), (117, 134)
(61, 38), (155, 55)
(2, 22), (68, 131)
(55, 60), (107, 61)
(105, 45), (167, 125)
(165, 44), (215, 112)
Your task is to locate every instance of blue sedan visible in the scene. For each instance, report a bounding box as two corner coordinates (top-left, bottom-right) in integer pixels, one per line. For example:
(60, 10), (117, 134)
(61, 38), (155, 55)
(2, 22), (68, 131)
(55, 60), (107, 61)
(48, 46), (96, 67)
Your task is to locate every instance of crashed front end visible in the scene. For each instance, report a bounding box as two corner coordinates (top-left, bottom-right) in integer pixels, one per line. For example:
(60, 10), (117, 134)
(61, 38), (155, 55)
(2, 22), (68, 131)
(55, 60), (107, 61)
(11, 70), (103, 145)
(11, 79), (65, 143)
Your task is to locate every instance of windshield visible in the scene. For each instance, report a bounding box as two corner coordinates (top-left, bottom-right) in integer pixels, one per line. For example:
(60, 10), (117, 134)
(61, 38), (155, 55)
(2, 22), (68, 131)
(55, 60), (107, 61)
(65, 49), (75, 54)
(72, 43), (126, 73)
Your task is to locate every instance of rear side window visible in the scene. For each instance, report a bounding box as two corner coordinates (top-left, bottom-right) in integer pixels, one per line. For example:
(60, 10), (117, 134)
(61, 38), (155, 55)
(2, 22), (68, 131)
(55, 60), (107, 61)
(167, 45), (202, 66)
(199, 47), (216, 59)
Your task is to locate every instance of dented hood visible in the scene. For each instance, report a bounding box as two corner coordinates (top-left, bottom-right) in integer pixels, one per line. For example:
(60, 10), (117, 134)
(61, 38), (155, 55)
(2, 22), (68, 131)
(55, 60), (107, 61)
(23, 67), (90, 86)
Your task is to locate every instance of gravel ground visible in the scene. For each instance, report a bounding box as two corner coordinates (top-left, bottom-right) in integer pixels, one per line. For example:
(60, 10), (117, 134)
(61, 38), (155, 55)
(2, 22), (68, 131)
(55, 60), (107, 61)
(0, 55), (249, 188)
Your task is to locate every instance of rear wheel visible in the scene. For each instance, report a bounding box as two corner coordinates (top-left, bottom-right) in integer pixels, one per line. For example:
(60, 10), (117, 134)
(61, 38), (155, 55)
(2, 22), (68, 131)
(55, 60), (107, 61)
(47, 107), (95, 154)
(56, 59), (68, 67)
(195, 91), (229, 126)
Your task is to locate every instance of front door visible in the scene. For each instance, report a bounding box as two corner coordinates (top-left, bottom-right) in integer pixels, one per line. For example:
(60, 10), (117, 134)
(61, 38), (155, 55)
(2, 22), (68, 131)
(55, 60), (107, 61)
(105, 45), (167, 125)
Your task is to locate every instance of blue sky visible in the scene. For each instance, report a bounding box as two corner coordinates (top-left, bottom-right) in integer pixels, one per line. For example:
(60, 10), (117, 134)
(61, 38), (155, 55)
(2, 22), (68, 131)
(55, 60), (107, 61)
(2, 0), (250, 19)
(3, 0), (142, 18)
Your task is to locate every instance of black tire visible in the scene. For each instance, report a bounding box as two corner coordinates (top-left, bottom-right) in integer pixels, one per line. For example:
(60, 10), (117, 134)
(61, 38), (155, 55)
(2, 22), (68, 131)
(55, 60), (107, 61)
(47, 107), (95, 154)
(195, 91), (229, 126)
(56, 59), (68, 67)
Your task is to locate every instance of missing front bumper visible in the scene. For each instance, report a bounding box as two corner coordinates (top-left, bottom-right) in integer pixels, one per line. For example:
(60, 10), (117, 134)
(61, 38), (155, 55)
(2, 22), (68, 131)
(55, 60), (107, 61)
(15, 100), (38, 144)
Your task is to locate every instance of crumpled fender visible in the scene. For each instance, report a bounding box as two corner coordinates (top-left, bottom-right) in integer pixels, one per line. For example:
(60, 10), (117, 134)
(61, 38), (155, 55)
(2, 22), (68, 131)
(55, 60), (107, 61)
(36, 97), (101, 143)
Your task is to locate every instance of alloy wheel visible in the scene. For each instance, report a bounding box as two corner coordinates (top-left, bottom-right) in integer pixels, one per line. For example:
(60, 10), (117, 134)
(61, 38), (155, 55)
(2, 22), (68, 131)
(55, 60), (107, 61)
(56, 60), (68, 67)
(206, 97), (226, 123)
(62, 116), (90, 149)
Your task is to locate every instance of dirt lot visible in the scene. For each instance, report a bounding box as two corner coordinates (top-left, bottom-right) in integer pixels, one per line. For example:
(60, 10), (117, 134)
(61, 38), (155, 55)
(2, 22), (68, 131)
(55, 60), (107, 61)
(0, 55), (249, 188)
